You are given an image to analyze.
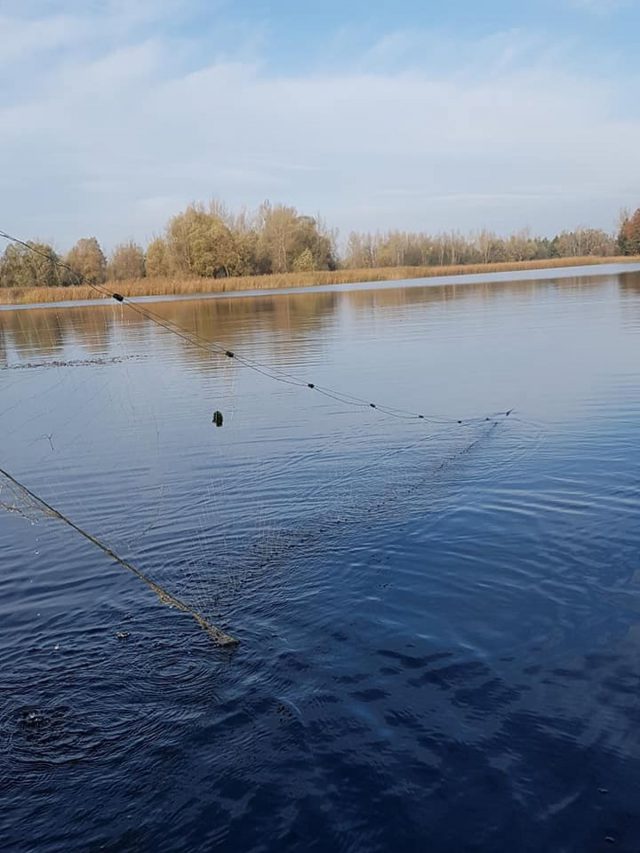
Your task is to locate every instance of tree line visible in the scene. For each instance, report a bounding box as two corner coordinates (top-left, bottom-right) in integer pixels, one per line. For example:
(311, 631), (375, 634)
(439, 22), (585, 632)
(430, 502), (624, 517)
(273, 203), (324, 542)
(1, 201), (639, 288)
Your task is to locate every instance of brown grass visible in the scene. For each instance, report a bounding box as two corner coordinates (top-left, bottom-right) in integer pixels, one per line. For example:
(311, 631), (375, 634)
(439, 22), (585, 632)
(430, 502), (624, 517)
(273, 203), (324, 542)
(1, 256), (638, 306)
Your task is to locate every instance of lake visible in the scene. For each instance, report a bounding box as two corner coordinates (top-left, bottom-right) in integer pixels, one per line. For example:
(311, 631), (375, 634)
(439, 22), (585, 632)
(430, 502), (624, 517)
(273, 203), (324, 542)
(2, 265), (640, 852)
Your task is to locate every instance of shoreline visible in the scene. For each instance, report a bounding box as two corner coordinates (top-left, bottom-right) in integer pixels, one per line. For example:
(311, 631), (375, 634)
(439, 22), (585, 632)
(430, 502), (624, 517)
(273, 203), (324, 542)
(1, 256), (639, 310)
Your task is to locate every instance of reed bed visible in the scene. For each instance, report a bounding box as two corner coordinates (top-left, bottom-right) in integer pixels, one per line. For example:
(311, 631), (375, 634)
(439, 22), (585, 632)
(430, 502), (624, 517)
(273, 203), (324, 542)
(1, 256), (637, 306)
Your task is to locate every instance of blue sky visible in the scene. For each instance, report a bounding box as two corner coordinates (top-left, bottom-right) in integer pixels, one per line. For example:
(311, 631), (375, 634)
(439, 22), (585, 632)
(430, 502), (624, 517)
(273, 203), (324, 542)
(1, 0), (639, 250)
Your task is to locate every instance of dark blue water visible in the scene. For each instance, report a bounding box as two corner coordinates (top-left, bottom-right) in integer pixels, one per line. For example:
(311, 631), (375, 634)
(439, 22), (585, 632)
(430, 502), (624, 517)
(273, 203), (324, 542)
(2, 268), (640, 852)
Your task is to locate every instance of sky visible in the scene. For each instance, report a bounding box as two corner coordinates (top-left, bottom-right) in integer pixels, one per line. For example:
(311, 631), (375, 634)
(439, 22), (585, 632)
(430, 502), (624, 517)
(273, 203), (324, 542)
(1, 0), (639, 251)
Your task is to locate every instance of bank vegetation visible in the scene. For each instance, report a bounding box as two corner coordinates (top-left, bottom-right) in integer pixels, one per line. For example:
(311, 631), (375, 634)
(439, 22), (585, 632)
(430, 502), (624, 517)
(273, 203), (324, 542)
(1, 199), (639, 303)
(2, 256), (639, 306)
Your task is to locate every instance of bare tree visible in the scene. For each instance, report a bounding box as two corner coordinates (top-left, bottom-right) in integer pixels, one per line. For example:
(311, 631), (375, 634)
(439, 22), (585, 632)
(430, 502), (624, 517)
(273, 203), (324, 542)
(108, 241), (146, 280)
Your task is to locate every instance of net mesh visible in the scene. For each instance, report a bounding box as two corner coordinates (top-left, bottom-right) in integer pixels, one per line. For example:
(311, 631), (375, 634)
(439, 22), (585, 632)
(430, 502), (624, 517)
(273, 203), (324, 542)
(0, 279), (511, 645)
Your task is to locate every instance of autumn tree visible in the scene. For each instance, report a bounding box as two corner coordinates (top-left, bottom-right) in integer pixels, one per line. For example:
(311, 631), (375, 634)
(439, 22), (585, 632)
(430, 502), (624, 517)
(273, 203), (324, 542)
(618, 209), (640, 255)
(256, 203), (299, 273)
(65, 237), (107, 284)
(257, 203), (336, 273)
(223, 205), (260, 275)
(292, 247), (315, 272)
(233, 229), (259, 276)
(502, 229), (537, 262)
(108, 241), (146, 280)
(292, 214), (336, 271)
(0, 241), (60, 287)
(554, 228), (616, 257)
(166, 204), (240, 277)
(8, 197), (632, 289)
(345, 232), (379, 268)
(145, 238), (172, 277)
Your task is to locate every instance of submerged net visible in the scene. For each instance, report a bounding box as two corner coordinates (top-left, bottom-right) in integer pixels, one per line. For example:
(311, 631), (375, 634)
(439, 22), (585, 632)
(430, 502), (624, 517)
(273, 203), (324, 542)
(0, 233), (513, 646)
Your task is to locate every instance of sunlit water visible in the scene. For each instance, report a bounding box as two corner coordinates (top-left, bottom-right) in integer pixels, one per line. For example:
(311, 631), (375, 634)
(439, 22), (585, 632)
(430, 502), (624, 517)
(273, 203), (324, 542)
(1, 267), (640, 852)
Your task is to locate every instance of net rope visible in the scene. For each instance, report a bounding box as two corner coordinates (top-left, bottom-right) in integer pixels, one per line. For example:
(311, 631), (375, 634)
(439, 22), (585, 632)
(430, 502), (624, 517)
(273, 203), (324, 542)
(0, 230), (514, 645)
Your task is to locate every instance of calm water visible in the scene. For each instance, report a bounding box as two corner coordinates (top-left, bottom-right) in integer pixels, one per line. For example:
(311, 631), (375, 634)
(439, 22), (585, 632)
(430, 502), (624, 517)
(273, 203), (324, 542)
(2, 267), (640, 852)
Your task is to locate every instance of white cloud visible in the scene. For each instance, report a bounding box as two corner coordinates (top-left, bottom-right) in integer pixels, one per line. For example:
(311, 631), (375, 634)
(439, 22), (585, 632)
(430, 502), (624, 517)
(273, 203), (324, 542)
(0, 6), (639, 249)
(0, 13), (87, 64)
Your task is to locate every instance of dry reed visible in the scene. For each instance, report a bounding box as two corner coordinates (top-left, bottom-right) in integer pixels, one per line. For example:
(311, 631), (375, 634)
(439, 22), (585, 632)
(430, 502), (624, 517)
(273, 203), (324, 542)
(1, 256), (638, 306)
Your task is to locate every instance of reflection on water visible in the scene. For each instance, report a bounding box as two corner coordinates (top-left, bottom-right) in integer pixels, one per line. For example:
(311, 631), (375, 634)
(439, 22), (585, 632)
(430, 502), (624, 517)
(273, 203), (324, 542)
(2, 268), (640, 852)
(3, 268), (637, 369)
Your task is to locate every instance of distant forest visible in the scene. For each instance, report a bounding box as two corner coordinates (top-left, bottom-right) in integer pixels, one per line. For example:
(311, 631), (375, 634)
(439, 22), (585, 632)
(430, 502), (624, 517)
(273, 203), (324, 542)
(1, 200), (639, 288)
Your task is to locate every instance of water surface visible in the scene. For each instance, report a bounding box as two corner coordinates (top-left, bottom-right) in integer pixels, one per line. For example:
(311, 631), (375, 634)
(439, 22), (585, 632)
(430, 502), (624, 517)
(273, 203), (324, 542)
(1, 268), (640, 851)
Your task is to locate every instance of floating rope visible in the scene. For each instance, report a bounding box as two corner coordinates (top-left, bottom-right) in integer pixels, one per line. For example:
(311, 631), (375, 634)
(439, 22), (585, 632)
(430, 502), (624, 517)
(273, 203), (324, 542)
(0, 465), (239, 647)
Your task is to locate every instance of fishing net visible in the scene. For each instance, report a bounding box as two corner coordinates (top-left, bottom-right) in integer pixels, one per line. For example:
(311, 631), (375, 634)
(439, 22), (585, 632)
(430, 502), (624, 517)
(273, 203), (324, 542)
(0, 240), (512, 645)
